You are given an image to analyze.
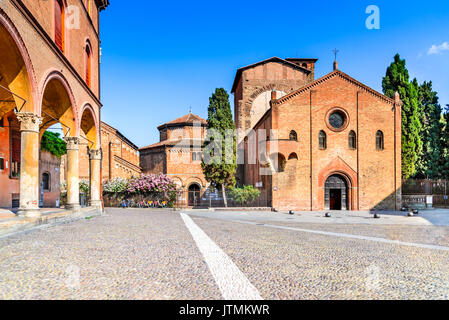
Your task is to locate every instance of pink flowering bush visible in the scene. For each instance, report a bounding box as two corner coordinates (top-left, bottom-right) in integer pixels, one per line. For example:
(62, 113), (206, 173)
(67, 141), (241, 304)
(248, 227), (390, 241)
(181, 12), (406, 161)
(126, 174), (179, 206)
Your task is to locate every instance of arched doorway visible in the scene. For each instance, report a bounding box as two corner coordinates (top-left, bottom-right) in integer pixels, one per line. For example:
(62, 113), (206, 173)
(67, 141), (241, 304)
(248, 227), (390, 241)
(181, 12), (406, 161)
(188, 183), (201, 207)
(325, 174), (348, 210)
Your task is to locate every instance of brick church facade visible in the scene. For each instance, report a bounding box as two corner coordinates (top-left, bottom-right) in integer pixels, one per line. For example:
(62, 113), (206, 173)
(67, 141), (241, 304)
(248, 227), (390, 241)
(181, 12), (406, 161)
(234, 57), (402, 211)
(139, 113), (209, 207)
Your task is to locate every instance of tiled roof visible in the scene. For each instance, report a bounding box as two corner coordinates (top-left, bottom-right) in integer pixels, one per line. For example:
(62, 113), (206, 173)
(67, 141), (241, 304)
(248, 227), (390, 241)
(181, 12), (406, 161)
(157, 113), (207, 130)
(139, 138), (204, 151)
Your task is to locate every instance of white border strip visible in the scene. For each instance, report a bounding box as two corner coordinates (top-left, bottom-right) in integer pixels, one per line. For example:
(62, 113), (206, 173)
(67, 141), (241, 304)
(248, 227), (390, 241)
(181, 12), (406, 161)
(231, 220), (449, 252)
(180, 213), (263, 300)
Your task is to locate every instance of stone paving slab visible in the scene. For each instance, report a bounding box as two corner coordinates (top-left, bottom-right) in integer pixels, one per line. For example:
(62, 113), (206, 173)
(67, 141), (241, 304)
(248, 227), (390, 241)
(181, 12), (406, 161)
(192, 215), (449, 300)
(0, 209), (221, 300)
(186, 209), (435, 226)
(0, 207), (101, 238)
(1, 208), (448, 300)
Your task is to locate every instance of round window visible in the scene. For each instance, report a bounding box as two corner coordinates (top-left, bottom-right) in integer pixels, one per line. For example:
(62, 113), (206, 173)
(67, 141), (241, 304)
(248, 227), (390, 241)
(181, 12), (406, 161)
(329, 111), (346, 129)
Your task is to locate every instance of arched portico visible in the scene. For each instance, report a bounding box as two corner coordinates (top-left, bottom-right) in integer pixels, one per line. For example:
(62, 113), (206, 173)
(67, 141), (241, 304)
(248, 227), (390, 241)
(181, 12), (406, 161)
(0, 12), (40, 216)
(79, 104), (101, 208)
(38, 72), (80, 211)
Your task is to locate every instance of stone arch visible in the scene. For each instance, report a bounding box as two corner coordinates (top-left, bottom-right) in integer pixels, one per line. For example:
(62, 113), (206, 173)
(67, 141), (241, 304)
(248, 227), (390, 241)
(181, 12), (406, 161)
(248, 86), (287, 128)
(185, 176), (206, 188)
(0, 8), (37, 114)
(318, 158), (358, 211)
(170, 176), (184, 188)
(187, 182), (202, 207)
(38, 70), (77, 139)
(79, 103), (99, 149)
(324, 173), (350, 210)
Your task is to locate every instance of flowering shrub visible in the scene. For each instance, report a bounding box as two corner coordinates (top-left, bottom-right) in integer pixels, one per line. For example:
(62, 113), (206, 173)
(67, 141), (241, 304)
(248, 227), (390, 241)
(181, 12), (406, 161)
(103, 177), (128, 194)
(79, 180), (90, 195)
(103, 174), (180, 207)
(127, 174), (178, 201)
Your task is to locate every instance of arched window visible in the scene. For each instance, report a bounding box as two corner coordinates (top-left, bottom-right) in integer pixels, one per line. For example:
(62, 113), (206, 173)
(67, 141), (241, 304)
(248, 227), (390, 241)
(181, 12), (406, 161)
(348, 130), (357, 150)
(42, 172), (50, 191)
(319, 130), (327, 150)
(55, 0), (65, 52)
(288, 153), (298, 160)
(302, 63), (308, 68)
(376, 131), (384, 150)
(289, 130), (298, 141)
(85, 42), (92, 87)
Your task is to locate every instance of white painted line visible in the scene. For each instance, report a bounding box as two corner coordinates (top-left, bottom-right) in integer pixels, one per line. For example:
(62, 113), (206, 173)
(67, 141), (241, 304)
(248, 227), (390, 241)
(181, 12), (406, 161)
(230, 220), (449, 252)
(180, 213), (263, 300)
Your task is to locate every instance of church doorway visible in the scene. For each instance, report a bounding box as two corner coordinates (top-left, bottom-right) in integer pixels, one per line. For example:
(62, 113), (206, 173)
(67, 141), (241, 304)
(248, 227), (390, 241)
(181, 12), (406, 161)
(325, 174), (348, 210)
(188, 183), (201, 207)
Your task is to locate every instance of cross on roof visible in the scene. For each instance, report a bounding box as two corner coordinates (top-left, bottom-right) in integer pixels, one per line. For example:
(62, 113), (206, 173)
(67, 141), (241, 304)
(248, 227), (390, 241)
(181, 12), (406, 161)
(333, 48), (339, 61)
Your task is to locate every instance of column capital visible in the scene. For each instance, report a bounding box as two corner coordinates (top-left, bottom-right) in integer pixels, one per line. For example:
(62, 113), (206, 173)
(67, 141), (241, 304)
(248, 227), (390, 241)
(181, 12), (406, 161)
(89, 149), (102, 160)
(64, 137), (80, 150)
(16, 112), (42, 133)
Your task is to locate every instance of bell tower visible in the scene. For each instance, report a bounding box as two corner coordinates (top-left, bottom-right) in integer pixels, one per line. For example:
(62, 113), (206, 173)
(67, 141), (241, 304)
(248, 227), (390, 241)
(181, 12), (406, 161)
(231, 57), (318, 138)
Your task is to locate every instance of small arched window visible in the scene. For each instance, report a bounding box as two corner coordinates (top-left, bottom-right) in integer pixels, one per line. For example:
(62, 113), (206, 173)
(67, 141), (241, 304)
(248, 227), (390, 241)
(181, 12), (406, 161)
(288, 153), (298, 160)
(376, 131), (384, 150)
(319, 130), (327, 150)
(54, 0), (65, 52)
(289, 130), (298, 141)
(349, 130), (357, 150)
(302, 63), (308, 68)
(42, 172), (50, 191)
(85, 42), (92, 87)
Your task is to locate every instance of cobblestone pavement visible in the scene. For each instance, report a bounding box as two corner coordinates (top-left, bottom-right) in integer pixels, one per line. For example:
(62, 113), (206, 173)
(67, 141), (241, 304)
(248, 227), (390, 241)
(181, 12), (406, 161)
(0, 210), (221, 300)
(0, 208), (448, 299)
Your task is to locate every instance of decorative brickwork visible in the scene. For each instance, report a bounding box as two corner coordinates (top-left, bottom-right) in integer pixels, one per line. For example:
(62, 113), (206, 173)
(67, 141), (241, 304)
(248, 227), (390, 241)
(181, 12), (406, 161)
(238, 59), (402, 211)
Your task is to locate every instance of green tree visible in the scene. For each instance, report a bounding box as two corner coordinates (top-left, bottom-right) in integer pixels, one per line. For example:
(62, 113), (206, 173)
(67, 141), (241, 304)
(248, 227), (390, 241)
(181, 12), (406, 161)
(40, 131), (67, 157)
(201, 88), (237, 207)
(382, 54), (422, 179)
(228, 185), (261, 206)
(416, 81), (444, 178)
(441, 105), (449, 179)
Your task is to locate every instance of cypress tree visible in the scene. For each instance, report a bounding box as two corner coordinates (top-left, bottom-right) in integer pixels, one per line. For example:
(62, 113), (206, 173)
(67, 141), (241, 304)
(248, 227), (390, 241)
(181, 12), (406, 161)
(201, 88), (237, 207)
(382, 54), (422, 179)
(441, 105), (449, 179)
(416, 81), (444, 179)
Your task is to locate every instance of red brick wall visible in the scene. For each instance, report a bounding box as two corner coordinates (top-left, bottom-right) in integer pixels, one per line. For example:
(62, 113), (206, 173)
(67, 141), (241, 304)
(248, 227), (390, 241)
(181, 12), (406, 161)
(244, 72), (401, 211)
(234, 61), (312, 133)
(39, 150), (61, 207)
(100, 123), (141, 181)
(22, 0), (100, 96)
(0, 112), (19, 208)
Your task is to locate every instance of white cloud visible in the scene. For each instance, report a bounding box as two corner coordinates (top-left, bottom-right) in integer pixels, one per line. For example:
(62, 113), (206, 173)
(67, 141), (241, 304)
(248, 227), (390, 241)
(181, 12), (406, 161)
(427, 42), (449, 55)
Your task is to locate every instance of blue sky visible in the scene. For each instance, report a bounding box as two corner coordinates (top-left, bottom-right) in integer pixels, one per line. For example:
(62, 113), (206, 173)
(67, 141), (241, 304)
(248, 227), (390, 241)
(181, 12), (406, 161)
(99, 0), (449, 147)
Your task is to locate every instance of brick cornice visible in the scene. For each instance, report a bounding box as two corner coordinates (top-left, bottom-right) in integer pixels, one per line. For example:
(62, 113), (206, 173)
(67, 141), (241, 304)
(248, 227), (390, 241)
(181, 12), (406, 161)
(113, 155), (141, 172)
(272, 70), (395, 106)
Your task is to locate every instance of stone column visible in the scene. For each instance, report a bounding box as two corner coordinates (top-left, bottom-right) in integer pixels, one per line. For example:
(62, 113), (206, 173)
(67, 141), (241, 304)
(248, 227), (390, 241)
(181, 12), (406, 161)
(16, 112), (42, 218)
(64, 137), (81, 211)
(89, 149), (102, 209)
